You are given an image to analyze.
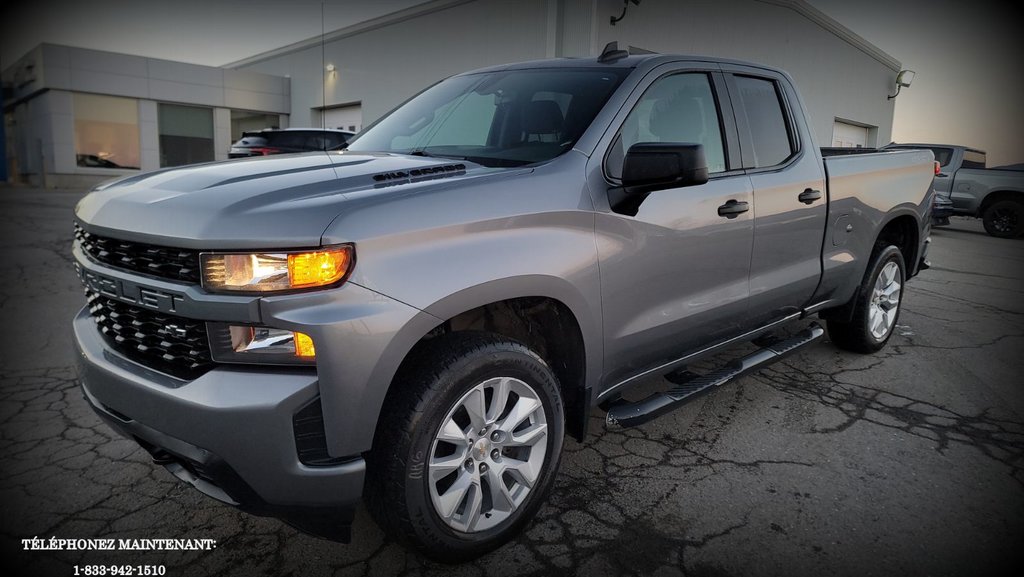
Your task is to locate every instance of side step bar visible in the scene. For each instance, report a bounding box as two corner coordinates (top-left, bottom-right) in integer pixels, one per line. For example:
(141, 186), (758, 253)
(605, 323), (825, 428)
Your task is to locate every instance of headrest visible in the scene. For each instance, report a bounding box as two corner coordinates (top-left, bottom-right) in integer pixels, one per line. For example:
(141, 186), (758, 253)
(524, 100), (564, 134)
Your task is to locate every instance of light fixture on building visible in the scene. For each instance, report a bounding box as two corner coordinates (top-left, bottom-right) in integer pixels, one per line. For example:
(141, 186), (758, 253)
(610, 0), (641, 26)
(325, 63), (336, 77)
(887, 69), (915, 100)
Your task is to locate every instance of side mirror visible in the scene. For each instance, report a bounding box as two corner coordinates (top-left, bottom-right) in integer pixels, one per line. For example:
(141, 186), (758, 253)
(622, 142), (709, 193)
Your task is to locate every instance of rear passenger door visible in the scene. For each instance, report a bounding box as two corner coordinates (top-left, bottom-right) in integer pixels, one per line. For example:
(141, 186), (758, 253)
(591, 64), (755, 387)
(722, 66), (827, 326)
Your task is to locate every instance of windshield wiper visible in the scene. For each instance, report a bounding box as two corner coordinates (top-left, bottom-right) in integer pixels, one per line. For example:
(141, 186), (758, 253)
(407, 150), (468, 161)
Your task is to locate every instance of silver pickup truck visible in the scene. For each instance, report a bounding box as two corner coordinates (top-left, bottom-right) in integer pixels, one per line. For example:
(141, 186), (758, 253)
(72, 49), (935, 561)
(884, 143), (1024, 237)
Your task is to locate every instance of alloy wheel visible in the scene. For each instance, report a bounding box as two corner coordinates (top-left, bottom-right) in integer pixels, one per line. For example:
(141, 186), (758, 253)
(427, 377), (549, 533)
(868, 261), (902, 340)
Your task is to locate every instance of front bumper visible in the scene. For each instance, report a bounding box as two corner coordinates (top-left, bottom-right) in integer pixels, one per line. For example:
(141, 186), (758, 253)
(74, 308), (365, 540)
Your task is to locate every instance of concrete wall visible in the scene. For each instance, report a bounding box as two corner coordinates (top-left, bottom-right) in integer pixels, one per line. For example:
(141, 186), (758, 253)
(4, 44), (291, 114)
(237, 0), (552, 126)
(2, 44), (290, 187)
(236, 0), (898, 149)
(591, 0), (899, 148)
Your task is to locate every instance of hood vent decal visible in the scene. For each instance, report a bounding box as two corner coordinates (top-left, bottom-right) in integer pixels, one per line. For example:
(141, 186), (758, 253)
(372, 163), (467, 187)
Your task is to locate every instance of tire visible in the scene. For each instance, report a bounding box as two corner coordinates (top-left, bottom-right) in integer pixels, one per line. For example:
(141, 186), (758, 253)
(982, 200), (1024, 238)
(365, 331), (565, 562)
(827, 244), (906, 353)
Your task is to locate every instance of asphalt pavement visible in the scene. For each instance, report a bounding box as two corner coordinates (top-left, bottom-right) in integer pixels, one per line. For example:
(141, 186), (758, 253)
(1, 187), (1021, 577)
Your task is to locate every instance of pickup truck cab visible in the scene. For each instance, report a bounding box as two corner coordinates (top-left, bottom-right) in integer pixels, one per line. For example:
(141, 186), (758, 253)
(72, 48), (935, 561)
(884, 143), (1024, 237)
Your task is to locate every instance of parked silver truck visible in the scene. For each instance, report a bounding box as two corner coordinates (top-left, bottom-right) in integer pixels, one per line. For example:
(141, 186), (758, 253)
(72, 47), (936, 561)
(884, 143), (1024, 237)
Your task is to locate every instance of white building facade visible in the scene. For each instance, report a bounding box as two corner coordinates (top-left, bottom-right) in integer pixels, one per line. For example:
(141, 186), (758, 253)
(2, 0), (902, 187)
(229, 0), (901, 154)
(2, 44), (289, 187)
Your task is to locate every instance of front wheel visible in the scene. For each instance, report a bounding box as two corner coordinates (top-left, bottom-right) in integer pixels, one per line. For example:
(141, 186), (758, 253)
(982, 200), (1024, 238)
(827, 244), (906, 353)
(366, 332), (564, 562)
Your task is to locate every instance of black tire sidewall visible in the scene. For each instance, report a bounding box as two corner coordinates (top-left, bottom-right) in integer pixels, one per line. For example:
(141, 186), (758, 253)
(983, 200), (1024, 238)
(400, 338), (564, 559)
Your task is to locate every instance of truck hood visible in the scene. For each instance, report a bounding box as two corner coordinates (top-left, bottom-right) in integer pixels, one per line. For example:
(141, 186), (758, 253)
(75, 151), (491, 249)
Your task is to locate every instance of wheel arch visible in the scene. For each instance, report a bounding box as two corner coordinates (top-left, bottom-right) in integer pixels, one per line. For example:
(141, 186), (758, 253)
(820, 209), (921, 323)
(978, 189), (1024, 216)
(369, 277), (600, 447)
(875, 211), (921, 275)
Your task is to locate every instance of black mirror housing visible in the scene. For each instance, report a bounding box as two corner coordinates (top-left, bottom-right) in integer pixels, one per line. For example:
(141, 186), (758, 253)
(622, 142), (709, 193)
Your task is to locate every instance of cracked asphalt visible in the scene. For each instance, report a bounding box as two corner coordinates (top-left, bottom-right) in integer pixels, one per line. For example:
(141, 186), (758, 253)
(1, 187), (1022, 576)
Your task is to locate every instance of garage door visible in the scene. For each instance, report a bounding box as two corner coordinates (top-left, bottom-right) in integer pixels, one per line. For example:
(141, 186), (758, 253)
(324, 105), (362, 133)
(832, 121), (869, 148)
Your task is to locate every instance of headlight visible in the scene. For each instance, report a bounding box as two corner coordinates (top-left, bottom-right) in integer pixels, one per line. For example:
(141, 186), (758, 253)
(201, 245), (354, 293)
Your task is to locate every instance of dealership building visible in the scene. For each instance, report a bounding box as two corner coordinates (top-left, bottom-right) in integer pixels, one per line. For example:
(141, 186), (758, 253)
(2, 0), (904, 187)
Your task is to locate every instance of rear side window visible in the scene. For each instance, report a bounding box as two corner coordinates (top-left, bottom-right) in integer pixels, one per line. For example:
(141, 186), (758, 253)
(267, 132), (313, 148)
(234, 135), (268, 147)
(962, 149), (986, 169)
(328, 133), (350, 148)
(888, 146), (953, 167)
(732, 75), (794, 168)
(929, 147), (954, 167)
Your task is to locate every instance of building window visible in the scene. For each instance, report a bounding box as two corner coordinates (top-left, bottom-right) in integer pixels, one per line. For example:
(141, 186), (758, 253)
(73, 93), (140, 169)
(230, 110), (280, 142)
(159, 104), (214, 167)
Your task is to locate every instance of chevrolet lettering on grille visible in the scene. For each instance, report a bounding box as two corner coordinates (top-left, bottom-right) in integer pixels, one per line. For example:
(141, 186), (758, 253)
(75, 263), (184, 313)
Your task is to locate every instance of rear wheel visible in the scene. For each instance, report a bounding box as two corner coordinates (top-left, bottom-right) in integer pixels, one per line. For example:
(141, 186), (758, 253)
(366, 332), (564, 562)
(982, 199), (1024, 238)
(827, 244), (905, 353)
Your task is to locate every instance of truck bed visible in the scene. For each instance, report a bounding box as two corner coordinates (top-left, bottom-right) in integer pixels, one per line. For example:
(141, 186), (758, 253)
(814, 149), (935, 309)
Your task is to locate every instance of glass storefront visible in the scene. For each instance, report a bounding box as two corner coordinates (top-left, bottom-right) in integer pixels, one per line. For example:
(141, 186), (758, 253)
(73, 94), (140, 169)
(158, 104), (214, 167)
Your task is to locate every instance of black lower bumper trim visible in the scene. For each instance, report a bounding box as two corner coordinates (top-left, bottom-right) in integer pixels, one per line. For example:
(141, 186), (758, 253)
(82, 386), (356, 542)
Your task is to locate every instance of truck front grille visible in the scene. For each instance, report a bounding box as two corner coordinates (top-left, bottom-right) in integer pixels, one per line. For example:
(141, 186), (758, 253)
(75, 223), (201, 284)
(85, 289), (214, 380)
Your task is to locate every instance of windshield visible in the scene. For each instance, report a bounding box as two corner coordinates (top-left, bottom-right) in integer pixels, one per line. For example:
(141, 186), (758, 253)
(345, 68), (629, 167)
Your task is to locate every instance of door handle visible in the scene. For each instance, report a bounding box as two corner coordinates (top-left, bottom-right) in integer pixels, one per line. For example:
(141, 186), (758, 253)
(717, 199), (749, 218)
(798, 188), (822, 204)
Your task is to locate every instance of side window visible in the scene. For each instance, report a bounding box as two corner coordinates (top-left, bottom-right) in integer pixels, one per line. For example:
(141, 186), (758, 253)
(962, 149), (986, 169)
(307, 134), (329, 150)
(268, 132), (307, 148)
(929, 147), (954, 167)
(606, 73), (727, 179)
(732, 75), (795, 168)
(329, 134), (349, 148)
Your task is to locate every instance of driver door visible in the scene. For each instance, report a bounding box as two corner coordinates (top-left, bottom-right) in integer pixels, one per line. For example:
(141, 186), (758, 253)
(589, 66), (755, 388)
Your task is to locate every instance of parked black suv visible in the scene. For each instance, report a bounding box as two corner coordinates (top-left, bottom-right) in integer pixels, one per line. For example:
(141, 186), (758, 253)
(228, 128), (355, 158)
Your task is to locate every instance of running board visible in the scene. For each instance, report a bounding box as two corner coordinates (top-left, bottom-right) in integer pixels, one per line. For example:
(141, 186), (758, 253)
(605, 323), (825, 428)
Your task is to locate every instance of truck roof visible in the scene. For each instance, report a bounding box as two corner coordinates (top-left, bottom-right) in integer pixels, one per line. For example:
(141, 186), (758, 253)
(458, 53), (779, 76)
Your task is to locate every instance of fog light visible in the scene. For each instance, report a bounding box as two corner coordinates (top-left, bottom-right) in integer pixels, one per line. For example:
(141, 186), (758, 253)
(208, 323), (316, 365)
(294, 332), (316, 358)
